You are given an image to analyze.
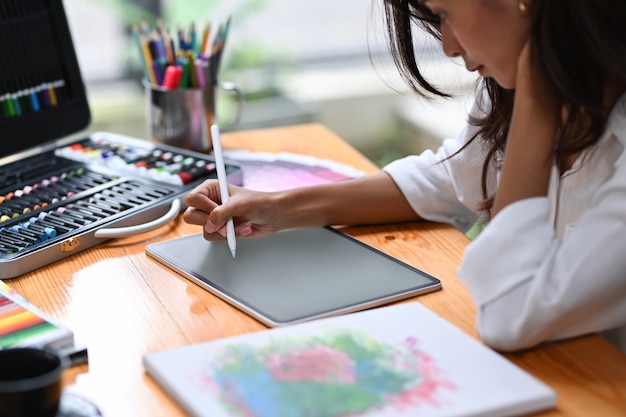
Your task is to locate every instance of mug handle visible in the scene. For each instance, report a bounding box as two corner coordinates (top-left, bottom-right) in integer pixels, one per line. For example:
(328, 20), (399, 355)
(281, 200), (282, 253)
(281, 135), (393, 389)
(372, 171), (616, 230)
(219, 81), (244, 131)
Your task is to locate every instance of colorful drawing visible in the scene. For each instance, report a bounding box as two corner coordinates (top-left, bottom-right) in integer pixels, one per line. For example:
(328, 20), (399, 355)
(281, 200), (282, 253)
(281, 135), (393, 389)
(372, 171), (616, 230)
(144, 303), (557, 417)
(196, 328), (456, 417)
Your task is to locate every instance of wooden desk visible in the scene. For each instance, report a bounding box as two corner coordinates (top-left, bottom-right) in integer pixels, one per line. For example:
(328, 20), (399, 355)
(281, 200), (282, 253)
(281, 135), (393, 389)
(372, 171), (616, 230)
(6, 124), (626, 416)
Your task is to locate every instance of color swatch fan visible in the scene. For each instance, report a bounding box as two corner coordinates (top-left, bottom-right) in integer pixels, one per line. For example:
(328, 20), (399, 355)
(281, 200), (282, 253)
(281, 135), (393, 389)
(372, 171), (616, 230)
(222, 150), (365, 192)
(0, 281), (74, 352)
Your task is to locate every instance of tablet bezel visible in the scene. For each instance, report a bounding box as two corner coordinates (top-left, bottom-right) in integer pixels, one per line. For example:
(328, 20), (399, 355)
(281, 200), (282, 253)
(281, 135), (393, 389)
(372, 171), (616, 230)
(145, 227), (442, 327)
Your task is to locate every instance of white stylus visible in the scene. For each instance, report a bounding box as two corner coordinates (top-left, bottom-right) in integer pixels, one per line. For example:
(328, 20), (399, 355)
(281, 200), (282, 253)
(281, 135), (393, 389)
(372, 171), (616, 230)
(210, 124), (236, 258)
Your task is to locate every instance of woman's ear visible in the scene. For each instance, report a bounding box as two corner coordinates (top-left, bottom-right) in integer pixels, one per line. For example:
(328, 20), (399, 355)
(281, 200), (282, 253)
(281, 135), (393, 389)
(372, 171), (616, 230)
(518, 0), (530, 12)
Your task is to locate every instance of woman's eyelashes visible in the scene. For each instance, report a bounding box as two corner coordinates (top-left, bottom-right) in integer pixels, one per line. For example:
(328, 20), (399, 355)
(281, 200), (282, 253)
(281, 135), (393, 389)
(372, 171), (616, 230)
(427, 6), (447, 23)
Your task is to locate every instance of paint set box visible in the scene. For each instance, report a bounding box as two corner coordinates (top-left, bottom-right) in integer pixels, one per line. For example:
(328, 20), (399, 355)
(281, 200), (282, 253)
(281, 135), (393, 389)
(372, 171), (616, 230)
(0, 0), (242, 278)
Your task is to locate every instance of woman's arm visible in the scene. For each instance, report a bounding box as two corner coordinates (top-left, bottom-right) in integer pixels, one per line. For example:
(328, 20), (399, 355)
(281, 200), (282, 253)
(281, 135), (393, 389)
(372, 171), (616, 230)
(491, 42), (561, 217)
(458, 43), (626, 352)
(274, 171), (421, 227)
(183, 171), (419, 240)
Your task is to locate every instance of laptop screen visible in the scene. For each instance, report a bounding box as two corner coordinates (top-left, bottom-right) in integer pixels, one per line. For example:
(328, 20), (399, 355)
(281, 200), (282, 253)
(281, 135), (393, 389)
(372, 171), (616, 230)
(0, 0), (90, 158)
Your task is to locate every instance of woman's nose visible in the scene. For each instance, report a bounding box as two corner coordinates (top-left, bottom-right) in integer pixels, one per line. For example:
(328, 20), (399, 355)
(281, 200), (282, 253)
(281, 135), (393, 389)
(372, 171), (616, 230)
(440, 23), (462, 58)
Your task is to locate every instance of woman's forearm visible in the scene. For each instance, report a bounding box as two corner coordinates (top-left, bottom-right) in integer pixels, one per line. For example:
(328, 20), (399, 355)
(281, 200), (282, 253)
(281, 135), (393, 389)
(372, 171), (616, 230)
(492, 44), (560, 217)
(491, 98), (557, 217)
(273, 171), (420, 229)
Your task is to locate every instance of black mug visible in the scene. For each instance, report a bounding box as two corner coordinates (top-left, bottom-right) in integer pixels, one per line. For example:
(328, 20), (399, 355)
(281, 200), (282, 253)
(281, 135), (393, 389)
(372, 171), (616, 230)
(0, 347), (65, 417)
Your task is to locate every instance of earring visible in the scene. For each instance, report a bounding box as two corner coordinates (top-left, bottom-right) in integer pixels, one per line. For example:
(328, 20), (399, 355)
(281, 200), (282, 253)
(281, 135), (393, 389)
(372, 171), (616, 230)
(518, 0), (527, 12)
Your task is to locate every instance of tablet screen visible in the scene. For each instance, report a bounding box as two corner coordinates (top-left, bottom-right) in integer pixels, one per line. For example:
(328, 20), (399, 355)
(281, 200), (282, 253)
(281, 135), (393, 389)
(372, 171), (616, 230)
(146, 227), (441, 326)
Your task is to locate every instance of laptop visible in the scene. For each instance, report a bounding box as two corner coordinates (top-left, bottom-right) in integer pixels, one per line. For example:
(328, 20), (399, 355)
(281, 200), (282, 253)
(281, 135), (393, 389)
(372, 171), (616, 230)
(0, 0), (242, 278)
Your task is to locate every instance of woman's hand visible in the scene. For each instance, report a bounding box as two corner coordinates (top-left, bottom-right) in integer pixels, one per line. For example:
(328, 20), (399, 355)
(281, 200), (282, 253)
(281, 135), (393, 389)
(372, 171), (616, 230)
(491, 40), (562, 217)
(183, 180), (282, 241)
(514, 40), (561, 124)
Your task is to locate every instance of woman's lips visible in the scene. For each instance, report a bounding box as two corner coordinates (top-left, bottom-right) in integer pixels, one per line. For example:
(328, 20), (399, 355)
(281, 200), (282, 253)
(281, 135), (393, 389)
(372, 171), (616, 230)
(468, 65), (483, 74)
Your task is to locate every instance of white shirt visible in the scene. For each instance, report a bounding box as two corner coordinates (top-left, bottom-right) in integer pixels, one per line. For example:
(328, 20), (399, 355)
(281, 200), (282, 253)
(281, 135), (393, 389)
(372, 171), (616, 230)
(383, 89), (626, 353)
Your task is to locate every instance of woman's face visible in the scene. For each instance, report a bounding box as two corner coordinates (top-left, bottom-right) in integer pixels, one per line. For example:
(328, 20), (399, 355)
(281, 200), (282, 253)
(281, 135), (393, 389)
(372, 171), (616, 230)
(422, 0), (532, 89)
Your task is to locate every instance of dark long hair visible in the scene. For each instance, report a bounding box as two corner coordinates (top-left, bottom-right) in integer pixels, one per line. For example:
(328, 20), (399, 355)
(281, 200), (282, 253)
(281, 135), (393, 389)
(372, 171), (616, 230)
(383, 0), (626, 217)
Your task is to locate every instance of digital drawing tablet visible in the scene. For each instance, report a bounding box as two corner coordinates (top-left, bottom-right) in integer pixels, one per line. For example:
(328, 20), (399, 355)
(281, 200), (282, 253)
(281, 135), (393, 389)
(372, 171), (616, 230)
(145, 227), (442, 327)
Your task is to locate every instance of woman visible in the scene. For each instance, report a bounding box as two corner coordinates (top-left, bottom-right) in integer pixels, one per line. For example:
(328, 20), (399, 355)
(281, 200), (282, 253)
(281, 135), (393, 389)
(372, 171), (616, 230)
(183, 0), (626, 353)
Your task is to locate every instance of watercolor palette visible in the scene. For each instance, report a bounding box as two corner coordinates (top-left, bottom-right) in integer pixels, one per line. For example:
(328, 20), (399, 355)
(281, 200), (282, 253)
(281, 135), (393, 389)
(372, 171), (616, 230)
(0, 132), (242, 279)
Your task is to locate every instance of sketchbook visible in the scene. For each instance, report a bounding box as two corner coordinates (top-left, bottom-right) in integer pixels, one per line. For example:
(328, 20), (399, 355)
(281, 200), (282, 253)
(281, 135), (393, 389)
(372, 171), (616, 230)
(143, 302), (557, 417)
(145, 227), (442, 327)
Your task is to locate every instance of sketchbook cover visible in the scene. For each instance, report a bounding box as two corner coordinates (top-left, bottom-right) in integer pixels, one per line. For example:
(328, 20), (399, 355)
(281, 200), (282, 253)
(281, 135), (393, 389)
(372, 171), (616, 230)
(143, 302), (557, 417)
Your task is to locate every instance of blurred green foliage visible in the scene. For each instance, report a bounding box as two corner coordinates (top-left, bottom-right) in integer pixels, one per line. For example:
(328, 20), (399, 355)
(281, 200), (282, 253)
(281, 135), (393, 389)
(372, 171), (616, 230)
(94, 0), (283, 77)
(96, 0), (266, 27)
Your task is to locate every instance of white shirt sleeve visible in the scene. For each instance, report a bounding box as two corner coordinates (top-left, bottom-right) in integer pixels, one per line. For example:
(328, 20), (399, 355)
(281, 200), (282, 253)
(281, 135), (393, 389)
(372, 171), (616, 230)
(382, 92), (492, 233)
(459, 175), (626, 351)
(385, 85), (626, 353)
